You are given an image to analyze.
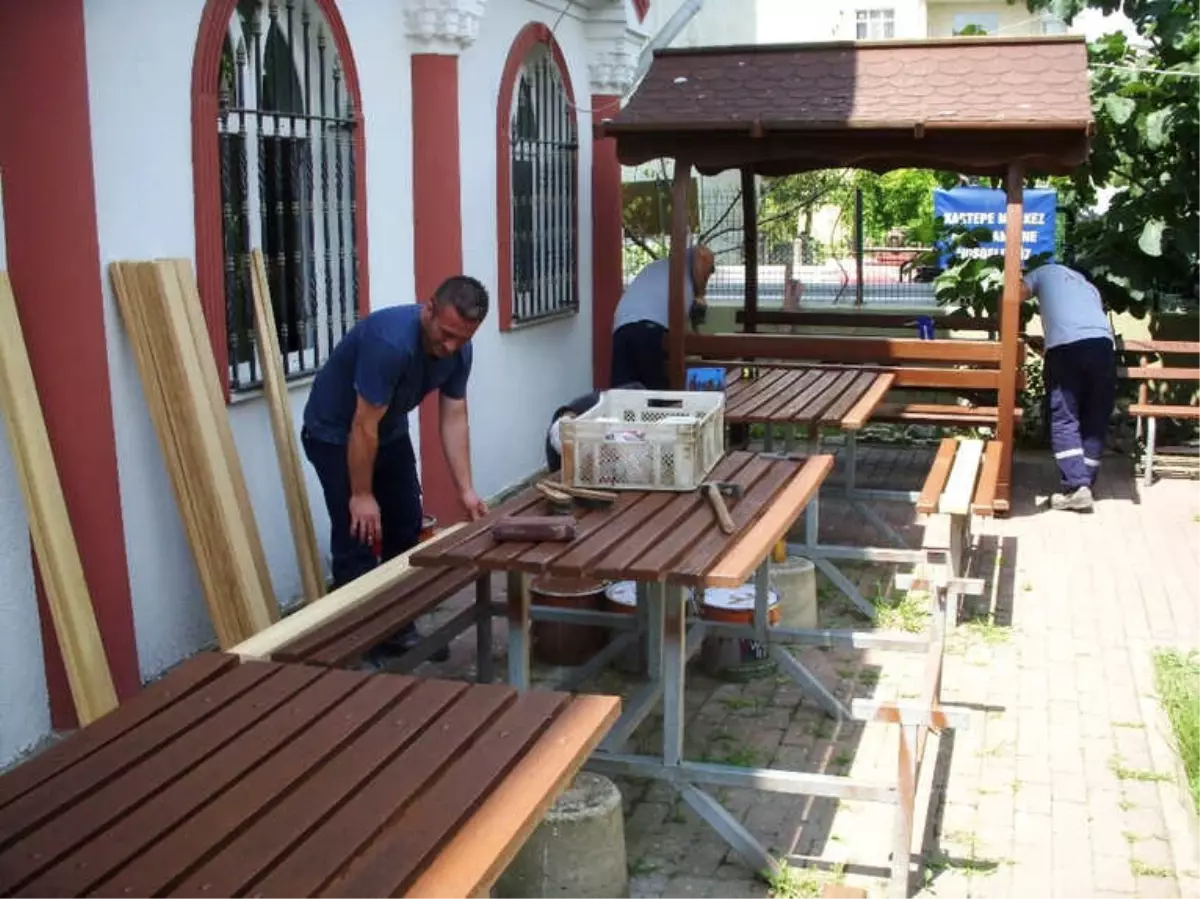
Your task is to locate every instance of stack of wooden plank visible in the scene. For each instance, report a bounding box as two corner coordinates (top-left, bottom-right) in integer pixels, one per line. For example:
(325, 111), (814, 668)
(109, 259), (278, 646)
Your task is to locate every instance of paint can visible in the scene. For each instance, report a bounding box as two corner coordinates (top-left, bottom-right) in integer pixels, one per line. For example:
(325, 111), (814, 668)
(420, 513), (438, 543)
(601, 581), (646, 675)
(698, 583), (780, 681)
(530, 575), (606, 667)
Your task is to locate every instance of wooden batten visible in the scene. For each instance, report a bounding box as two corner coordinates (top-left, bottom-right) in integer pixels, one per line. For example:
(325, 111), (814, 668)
(996, 163), (1025, 510)
(249, 250), (325, 606)
(0, 272), (118, 725)
(741, 166), (758, 333)
(667, 160), (691, 390)
(686, 333), (1004, 366)
(109, 259), (278, 647)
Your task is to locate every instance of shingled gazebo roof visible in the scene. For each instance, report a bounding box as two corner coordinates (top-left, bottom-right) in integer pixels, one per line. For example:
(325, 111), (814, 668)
(597, 36), (1095, 176)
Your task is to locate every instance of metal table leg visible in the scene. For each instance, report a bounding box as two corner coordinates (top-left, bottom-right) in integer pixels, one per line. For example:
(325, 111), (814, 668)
(506, 571), (530, 690)
(475, 574), (494, 684)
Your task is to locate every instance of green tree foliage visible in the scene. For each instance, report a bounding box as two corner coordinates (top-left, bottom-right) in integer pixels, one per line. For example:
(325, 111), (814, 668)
(1024, 0), (1199, 314)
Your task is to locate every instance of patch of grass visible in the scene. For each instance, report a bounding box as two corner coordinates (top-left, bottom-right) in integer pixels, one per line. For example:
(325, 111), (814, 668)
(765, 861), (823, 898)
(872, 587), (930, 634)
(858, 668), (882, 686)
(629, 856), (660, 875)
(978, 740), (1012, 758)
(960, 618), (1011, 646)
(1110, 756), (1173, 784)
(719, 695), (759, 712)
(704, 744), (761, 768)
(833, 751), (853, 769)
(1130, 859), (1172, 878)
(1152, 648), (1199, 812)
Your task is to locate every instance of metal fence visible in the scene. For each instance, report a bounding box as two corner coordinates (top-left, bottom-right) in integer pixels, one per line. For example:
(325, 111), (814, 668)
(622, 181), (941, 311)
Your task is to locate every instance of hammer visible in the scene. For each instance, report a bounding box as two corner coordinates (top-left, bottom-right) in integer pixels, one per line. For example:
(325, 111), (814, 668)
(698, 481), (742, 534)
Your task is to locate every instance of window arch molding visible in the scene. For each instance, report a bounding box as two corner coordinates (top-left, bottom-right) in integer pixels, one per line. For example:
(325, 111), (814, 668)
(495, 22), (580, 331)
(191, 0), (369, 396)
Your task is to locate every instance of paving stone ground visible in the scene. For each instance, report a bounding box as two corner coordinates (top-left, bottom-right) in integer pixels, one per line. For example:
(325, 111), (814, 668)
(416, 442), (1199, 899)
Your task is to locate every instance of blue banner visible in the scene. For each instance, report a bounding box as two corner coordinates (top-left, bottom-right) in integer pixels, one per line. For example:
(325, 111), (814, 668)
(933, 186), (1057, 267)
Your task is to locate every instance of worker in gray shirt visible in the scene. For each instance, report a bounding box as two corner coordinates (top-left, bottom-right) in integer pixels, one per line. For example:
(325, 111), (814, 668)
(610, 245), (715, 389)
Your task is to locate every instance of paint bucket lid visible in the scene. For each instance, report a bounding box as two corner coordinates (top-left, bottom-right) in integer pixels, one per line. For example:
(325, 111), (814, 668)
(604, 581), (638, 607)
(701, 583), (779, 612)
(531, 575), (606, 597)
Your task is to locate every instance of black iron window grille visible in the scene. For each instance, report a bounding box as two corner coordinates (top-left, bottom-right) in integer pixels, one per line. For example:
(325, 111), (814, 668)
(509, 46), (579, 327)
(217, 0), (358, 392)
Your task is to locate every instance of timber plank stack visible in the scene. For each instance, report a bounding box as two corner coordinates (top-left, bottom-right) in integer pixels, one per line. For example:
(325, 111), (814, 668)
(109, 259), (277, 646)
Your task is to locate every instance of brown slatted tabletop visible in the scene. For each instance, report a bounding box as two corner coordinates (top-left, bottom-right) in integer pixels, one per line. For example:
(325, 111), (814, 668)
(723, 365), (895, 430)
(409, 451), (835, 589)
(0, 653), (619, 899)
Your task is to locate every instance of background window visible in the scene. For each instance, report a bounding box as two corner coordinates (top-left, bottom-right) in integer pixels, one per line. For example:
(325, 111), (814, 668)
(855, 8), (895, 39)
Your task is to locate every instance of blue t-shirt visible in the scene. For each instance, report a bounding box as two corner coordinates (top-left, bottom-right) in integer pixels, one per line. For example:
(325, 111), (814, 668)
(302, 304), (472, 446)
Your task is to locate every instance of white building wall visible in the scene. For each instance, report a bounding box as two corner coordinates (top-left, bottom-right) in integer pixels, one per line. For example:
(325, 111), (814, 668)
(0, 170), (51, 768)
(457, 0), (596, 494)
(83, 0), (418, 679)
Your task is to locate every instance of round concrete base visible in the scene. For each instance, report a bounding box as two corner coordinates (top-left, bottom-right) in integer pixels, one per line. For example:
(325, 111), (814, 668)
(773, 556), (818, 629)
(495, 772), (628, 898)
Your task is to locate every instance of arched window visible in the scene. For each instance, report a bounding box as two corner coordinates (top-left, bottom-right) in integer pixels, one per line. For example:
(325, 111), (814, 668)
(196, 0), (366, 393)
(497, 25), (578, 330)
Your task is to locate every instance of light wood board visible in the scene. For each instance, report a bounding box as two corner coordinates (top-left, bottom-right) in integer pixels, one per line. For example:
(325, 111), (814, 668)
(0, 271), (118, 724)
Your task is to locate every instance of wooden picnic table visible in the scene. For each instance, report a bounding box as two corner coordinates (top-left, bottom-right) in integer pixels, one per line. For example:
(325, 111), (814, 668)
(723, 365), (895, 430)
(0, 652), (618, 898)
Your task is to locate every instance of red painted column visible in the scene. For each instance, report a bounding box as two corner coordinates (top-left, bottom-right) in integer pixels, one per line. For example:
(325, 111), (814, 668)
(591, 93), (624, 391)
(412, 53), (467, 524)
(0, 0), (141, 727)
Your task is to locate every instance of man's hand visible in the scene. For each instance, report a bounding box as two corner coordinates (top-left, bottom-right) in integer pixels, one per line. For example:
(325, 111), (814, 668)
(349, 492), (382, 545)
(460, 488), (488, 521)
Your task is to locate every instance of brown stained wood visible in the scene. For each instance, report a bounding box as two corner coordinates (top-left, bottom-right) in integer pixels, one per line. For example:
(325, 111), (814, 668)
(271, 566), (477, 664)
(1127, 403), (1200, 418)
(746, 370), (824, 422)
(248, 683), (518, 898)
(409, 491), (545, 566)
(701, 361), (1008, 391)
(794, 368), (862, 423)
(0, 664), (325, 892)
(734, 308), (995, 332)
(167, 679), (467, 899)
(721, 368), (785, 417)
(622, 455), (780, 582)
(725, 369), (799, 419)
(88, 671), (409, 898)
(667, 163), (691, 390)
(818, 371), (880, 426)
(685, 332), (1004, 365)
(19, 669), (375, 898)
(917, 439), (958, 515)
(1119, 339), (1200, 355)
(996, 163), (1024, 512)
(493, 516), (577, 543)
(292, 569), (479, 667)
(0, 272), (119, 725)
(538, 493), (678, 577)
(725, 369), (821, 423)
(402, 695), (621, 899)
(704, 455), (835, 588)
(0, 661), (280, 853)
(1120, 366), (1200, 381)
(840, 372), (895, 430)
(327, 691), (570, 898)
(767, 369), (842, 423)
(874, 402), (1022, 425)
(582, 453), (756, 581)
(0, 653), (235, 815)
(972, 441), (1003, 518)
(505, 492), (646, 573)
(670, 458), (800, 583)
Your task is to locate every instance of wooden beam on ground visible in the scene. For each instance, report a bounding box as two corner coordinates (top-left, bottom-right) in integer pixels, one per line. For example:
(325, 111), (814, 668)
(996, 163), (1024, 512)
(668, 160), (691, 390)
(0, 272), (118, 724)
(686, 333), (1003, 366)
(228, 522), (467, 661)
(249, 250), (325, 605)
(917, 438), (958, 515)
(972, 441), (1003, 517)
(938, 438), (984, 516)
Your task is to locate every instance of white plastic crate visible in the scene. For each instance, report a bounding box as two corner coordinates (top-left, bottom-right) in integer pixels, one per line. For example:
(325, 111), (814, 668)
(559, 389), (725, 491)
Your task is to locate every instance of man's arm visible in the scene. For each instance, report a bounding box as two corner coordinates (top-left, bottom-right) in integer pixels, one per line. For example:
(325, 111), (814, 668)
(439, 393), (487, 519)
(347, 395), (387, 544)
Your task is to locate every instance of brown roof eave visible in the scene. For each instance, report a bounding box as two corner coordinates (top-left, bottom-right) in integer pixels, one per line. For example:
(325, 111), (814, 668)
(596, 119), (1095, 141)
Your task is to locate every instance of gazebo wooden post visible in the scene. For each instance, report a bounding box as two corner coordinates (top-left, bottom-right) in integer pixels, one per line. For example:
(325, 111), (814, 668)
(996, 161), (1025, 510)
(741, 166), (758, 333)
(668, 158), (691, 390)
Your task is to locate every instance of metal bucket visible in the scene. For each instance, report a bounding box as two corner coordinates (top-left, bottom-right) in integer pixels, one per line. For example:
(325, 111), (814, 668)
(530, 575), (606, 667)
(601, 581), (646, 675)
(698, 583), (780, 681)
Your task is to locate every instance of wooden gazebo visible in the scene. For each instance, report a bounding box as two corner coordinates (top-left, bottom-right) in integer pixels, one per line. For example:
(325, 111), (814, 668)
(596, 35), (1095, 510)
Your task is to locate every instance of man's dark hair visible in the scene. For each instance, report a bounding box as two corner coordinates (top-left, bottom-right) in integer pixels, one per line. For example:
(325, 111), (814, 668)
(433, 275), (489, 322)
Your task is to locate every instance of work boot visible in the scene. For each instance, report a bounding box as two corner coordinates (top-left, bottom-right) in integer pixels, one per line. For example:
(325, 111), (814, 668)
(1050, 485), (1094, 512)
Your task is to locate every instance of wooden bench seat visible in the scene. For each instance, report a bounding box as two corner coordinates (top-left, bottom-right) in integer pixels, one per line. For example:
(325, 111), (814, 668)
(917, 437), (1002, 518)
(1128, 403), (1200, 419)
(1116, 340), (1200, 486)
(272, 565), (484, 669)
(874, 402), (1022, 428)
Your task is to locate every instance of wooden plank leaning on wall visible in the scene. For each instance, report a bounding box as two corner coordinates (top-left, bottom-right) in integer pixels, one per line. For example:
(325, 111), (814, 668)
(0, 272), (117, 724)
(109, 260), (277, 647)
(995, 163), (1025, 513)
(249, 249), (325, 606)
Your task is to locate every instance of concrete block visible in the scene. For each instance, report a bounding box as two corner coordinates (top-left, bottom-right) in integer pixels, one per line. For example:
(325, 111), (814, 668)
(495, 772), (628, 898)
(773, 556), (818, 630)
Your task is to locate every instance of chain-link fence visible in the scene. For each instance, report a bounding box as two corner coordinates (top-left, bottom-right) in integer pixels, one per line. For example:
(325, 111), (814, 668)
(622, 180), (940, 310)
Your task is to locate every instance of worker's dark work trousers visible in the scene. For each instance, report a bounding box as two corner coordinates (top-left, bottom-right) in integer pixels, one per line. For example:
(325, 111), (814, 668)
(1044, 337), (1116, 491)
(611, 321), (669, 390)
(302, 429), (423, 588)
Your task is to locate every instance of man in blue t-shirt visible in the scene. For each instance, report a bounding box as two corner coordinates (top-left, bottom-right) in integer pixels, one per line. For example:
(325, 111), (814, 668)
(302, 275), (489, 659)
(610, 244), (714, 389)
(1022, 262), (1115, 513)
